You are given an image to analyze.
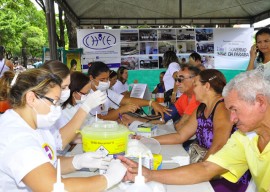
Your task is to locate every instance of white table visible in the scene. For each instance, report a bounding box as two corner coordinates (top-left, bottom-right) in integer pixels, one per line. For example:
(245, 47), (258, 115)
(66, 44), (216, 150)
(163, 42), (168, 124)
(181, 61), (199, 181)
(64, 142), (214, 192)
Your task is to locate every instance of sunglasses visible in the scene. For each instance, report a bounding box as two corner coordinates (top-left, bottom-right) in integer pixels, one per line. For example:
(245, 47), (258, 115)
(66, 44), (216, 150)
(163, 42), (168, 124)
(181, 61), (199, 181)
(175, 76), (195, 83)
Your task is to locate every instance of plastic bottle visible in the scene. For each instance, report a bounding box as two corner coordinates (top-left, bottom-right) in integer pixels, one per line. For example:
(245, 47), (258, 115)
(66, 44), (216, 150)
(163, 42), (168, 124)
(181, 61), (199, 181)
(52, 159), (67, 192)
(125, 154), (153, 192)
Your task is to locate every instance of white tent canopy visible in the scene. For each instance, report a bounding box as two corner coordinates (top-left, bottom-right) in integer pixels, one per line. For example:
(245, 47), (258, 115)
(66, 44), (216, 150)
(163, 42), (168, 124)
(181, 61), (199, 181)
(55, 0), (270, 27)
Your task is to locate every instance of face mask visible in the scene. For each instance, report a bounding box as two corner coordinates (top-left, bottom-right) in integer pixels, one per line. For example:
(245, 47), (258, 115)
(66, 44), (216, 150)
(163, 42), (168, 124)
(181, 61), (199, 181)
(95, 80), (110, 91)
(74, 94), (87, 104)
(59, 89), (70, 103)
(34, 104), (62, 129)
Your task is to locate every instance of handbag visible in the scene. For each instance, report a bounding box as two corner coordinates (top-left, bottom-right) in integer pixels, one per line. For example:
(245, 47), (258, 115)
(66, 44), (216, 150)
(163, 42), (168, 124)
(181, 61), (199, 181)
(164, 89), (173, 103)
(188, 142), (208, 164)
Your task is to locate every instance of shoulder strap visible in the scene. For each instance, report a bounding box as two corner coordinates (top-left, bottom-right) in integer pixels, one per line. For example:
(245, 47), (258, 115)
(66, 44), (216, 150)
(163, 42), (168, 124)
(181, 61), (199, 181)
(212, 99), (224, 116)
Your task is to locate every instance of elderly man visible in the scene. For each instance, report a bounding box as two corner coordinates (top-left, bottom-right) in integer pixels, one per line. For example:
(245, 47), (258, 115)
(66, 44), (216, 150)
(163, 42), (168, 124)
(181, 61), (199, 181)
(119, 69), (270, 192)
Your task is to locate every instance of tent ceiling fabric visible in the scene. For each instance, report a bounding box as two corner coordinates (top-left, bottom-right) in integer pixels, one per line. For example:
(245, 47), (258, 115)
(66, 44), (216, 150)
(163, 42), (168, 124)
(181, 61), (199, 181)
(55, 0), (270, 26)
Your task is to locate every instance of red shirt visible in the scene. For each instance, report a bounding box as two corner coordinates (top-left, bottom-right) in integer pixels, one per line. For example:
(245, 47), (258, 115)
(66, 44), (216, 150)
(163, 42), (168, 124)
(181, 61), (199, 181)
(0, 100), (11, 113)
(174, 94), (200, 116)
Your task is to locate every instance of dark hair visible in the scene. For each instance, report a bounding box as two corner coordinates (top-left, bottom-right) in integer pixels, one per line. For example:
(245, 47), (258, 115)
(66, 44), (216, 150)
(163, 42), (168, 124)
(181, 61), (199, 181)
(189, 52), (201, 62)
(87, 61), (109, 78)
(0, 71), (15, 101)
(181, 64), (201, 77)
(255, 28), (270, 63)
(0, 46), (5, 60)
(70, 59), (77, 67)
(62, 71), (89, 108)
(41, 60), (70, 80)
(162, 51), (179, 68)
(199, 69), (226, 94)
(117, 66), (128, 83)
(109, 70), (117, 79)
(9, 69), (62, 108)
(160, 71), (166, 75)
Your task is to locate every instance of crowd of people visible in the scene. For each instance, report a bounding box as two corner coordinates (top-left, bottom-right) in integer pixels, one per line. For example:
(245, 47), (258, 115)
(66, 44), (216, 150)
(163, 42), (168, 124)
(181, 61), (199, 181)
(0, 27), (270, 192)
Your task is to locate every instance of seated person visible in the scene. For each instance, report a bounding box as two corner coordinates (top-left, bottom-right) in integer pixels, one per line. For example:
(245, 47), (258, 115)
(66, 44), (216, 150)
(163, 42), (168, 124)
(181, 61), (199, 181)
(152, 71), (165, 94)
(128, 69), (251, 192)
(61, 71), (97, 129)
(109, 70), (117, 89)
(122, 64), (201, 126)
(189, 52), (205, 70)
(112, 66), (130, 97)
(0, 68), (127, 191)
(87, 61), (170, 121)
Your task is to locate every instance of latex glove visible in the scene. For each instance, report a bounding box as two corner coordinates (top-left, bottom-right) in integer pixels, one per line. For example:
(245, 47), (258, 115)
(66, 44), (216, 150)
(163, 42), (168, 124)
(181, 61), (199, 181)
(80, 90), (107, 113)
(72, 152), (110, 170)
(103, 159), (127, 189)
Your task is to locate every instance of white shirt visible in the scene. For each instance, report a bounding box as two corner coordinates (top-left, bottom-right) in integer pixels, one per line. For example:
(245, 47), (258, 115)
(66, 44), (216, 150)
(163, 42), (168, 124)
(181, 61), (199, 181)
(62, 104), (97, 128)
(0, 59), (11, 78)
(90, 89), (124, 116)
(0, 110), (57, 191)
(163, 62), (180, 91)
(112, 80), (129, 94)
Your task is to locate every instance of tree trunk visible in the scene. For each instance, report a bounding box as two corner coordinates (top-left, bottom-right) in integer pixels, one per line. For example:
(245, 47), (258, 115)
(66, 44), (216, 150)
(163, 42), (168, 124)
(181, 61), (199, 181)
(58, 7), (65, 47)
(65, 13), (77, 49)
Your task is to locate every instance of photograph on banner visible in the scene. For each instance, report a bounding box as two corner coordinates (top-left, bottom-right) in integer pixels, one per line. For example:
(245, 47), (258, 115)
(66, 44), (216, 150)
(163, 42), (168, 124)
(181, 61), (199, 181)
(196, 42), (214, 54)
(140, 42), (158, 54)
(139, 29), (158, 41)
(81, 54), (120, 71)
(177, 29), (195, 40)
(158, 41), (177, 54)
(139, 56), (159, 69)
(121, 42), (139, 55)
(195, 29), (214, 41)
(177, 54), (189, 65)
(121, 56), (139, 70)
(157, 29), (176, 40)
(214, 28), (253, 70)
(201, 55), (215, 69)
(120, 30), (139, 42)
(66, 52), (81, 72)
(177, 41), (196, 53)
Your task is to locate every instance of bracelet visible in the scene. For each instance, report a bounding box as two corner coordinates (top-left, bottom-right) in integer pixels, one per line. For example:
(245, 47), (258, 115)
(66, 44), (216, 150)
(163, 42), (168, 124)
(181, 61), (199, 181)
(149, 100), (153, 107)
(172, 91), (176, 94)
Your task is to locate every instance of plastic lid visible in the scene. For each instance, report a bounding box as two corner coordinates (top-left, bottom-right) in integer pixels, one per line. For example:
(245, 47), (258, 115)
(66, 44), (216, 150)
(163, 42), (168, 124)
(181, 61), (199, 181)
(82, 121), (129, 133)
(140, 137), (161, 154)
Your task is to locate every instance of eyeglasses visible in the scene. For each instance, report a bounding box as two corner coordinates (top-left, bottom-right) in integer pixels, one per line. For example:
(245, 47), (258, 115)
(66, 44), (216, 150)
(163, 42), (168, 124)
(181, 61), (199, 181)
(175, 76), (195, 83)
(77, 91), (88, 96)
(35, 93), (60, 106)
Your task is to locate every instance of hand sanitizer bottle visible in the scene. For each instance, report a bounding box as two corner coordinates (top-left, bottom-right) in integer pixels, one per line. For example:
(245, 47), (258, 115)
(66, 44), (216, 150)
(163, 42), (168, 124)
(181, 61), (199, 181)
(125, 154), (153, 192)
(52, 159), (67, 192)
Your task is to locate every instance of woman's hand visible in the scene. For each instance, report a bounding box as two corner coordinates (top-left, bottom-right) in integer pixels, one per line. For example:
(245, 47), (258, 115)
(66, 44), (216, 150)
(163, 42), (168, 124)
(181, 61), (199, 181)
(250, 44), (258, 59)
(117, 156), (153, 182)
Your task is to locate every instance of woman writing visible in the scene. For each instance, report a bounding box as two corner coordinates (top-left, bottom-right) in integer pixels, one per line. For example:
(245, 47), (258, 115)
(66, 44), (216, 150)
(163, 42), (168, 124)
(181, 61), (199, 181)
(247, 27), (270, 71)
(0, 68), (126, 191)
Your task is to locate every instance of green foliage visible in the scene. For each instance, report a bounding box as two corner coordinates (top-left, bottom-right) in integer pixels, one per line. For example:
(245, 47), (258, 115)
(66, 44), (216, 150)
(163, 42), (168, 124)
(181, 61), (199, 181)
(0, 0), (47, 58)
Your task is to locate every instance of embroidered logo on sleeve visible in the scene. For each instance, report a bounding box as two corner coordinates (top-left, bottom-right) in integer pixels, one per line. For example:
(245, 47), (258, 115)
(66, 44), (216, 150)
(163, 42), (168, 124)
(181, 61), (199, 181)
(42, 143), (54, 160)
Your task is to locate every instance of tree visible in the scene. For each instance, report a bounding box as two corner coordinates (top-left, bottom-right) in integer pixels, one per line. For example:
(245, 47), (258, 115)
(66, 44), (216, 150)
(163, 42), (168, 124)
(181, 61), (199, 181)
(0, 0), (47, 62)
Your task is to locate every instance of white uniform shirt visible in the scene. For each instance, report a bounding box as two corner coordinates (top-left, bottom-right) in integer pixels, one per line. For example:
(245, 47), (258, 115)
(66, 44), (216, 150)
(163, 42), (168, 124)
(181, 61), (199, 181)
(0, 110), (57, 192)
(163, 62), (180, 91)
(112, 80), (129, 94)
(163, 62), (181, 97)
(89, 89), (124, 116)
